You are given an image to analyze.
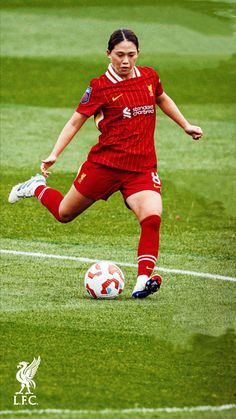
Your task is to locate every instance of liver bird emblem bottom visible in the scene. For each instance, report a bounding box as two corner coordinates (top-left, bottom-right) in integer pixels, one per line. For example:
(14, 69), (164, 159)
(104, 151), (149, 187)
(15, 356), (41, 394)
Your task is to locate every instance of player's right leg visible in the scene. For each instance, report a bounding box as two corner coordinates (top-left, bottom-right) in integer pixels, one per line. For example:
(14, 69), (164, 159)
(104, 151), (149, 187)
(57, 184), (94, 222)
(8, 174), (94, 222)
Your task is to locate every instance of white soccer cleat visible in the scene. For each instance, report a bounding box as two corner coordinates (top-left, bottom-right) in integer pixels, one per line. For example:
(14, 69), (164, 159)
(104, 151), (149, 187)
(8, 174), (46, 204)
(132, 275), (149, 294)
(132, 274), (162, 299)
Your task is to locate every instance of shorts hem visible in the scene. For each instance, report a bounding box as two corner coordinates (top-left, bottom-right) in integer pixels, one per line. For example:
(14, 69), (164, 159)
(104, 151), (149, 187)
(123, 186), (161, 201)
(73, 180), (97, 201)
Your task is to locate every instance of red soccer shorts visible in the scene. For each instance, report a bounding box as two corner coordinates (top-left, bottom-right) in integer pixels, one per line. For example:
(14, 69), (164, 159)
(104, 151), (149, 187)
(73, 160), (162, 202)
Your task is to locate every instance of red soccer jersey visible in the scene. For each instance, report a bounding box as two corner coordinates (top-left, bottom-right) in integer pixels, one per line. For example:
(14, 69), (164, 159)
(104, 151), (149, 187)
(76, 64), (164, 172)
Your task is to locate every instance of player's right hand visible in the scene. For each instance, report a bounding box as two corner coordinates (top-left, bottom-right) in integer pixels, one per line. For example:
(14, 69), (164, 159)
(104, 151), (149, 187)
(41, 155), (57, 178)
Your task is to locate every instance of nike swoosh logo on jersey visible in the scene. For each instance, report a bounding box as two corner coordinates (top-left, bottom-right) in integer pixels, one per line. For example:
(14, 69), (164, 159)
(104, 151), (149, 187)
(112, 94), (123, 102)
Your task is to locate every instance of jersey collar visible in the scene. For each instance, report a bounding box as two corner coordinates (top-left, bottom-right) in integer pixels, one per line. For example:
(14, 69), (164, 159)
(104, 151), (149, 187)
(105, 63), (141, 84)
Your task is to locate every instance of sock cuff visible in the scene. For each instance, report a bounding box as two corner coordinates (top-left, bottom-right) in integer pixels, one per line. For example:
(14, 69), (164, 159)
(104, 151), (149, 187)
(140, 214), (161, 226)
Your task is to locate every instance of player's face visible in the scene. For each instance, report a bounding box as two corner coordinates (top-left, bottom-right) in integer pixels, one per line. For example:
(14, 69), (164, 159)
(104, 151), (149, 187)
(107, 41), (139, 79)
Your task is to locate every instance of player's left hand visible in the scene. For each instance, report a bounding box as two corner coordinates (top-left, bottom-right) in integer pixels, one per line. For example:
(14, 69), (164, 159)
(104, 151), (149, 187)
(184, 124), (203, 140)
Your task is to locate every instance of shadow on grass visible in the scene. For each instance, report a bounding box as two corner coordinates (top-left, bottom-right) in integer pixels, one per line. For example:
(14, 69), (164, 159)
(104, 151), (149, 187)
(2, 318), (235, 410)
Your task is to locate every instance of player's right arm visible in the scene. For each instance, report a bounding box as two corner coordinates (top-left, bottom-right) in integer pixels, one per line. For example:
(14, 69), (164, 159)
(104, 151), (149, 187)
(41, 112), (88, 178)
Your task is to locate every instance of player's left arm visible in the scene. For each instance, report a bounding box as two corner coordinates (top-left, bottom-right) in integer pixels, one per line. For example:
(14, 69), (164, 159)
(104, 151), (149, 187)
(156, 92), (203, 140)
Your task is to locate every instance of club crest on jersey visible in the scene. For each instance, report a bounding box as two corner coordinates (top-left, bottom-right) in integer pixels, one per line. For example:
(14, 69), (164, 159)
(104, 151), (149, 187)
(81, 86), (92, 104)
(147, 84), (154, 97)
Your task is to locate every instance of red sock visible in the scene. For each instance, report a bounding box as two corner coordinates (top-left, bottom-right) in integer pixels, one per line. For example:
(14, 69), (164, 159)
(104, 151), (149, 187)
(35, 185), (64, 222)
(137, 215), (161, 277)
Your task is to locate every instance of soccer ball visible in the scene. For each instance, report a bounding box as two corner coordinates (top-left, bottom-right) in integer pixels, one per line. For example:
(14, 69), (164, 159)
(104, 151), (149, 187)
(84, 261), (125, 299)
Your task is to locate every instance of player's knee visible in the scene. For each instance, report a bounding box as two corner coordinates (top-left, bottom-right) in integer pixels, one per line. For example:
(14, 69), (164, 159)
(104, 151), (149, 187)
(58, 210), (75, 223)
(59, 215), (71, 224)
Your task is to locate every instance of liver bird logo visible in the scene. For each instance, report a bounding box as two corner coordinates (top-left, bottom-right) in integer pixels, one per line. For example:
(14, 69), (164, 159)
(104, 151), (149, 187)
(15, 356), (41, 394)
(147, 84), (154, 96)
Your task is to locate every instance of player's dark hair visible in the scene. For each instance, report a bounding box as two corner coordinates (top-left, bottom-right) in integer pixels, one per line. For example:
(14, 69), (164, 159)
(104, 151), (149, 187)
(107, 29), (139, 52)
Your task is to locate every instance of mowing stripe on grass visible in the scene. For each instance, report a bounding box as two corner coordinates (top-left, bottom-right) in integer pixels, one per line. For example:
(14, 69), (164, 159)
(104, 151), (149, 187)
(0, 404), (236, 415)
(1, 249), (236, 282)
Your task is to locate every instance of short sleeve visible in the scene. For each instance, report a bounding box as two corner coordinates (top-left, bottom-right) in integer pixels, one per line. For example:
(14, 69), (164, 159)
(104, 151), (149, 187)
(76, 78), (104, 117)
(155, 71), (164, 98)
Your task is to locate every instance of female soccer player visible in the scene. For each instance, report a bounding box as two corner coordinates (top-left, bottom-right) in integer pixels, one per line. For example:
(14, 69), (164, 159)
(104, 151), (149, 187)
(9, 29), (203, 298)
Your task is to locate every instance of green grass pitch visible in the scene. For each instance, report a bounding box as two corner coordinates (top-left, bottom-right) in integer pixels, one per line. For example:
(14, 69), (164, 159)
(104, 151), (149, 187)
(1, 1), (236, 418)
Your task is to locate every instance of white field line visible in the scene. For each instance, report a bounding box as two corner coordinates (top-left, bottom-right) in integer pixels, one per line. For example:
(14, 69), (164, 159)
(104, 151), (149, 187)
(1, 249), (236, 283)
(0, 404), (236, 415)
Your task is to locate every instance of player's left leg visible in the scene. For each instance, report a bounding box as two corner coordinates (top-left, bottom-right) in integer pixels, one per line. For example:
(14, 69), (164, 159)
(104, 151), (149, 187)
(126, 190), (163, 298)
